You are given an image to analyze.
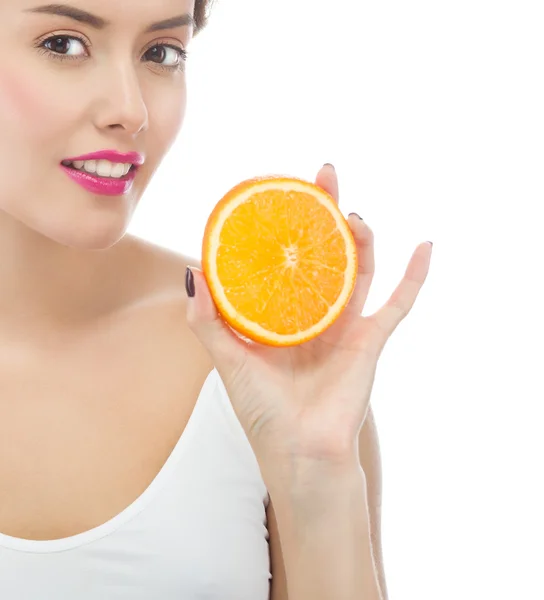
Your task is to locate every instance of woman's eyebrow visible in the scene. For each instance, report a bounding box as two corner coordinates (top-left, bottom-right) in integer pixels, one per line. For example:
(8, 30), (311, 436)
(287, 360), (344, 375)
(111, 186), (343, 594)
(24, 4), (196, 32)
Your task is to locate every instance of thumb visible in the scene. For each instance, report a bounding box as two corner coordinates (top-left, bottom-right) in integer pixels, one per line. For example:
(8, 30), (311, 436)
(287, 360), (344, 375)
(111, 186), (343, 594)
(185, 267), (248, 370)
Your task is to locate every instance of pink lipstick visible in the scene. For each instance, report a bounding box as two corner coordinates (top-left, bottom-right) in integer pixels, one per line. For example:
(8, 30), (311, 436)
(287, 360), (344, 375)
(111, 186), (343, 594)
(60, 149), (145, 197)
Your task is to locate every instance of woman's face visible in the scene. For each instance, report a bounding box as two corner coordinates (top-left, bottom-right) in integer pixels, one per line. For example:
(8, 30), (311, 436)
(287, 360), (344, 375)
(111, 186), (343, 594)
(0, 0), (195, 249)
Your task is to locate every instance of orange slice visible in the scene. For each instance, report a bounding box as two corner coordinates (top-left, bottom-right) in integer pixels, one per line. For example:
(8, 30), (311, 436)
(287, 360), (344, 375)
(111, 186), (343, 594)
(202, 175), (358, 347)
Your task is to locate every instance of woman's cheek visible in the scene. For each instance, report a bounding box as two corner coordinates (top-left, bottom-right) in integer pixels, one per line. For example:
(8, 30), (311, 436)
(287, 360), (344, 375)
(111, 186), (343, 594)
(0, 67), (76, 144)
(152, 84), (187, 149)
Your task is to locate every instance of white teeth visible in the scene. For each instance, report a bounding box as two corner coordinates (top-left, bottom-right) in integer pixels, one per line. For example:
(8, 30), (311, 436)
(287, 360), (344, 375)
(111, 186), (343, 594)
(96, 160), (111, 177)
(110, 162), (126, 178)
(63, 159), (134, 178)
(84, 160), (97, 174)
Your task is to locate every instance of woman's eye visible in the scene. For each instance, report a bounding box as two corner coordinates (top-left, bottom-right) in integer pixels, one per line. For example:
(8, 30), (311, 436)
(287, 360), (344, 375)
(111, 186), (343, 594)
(37, 36), (185, 71)
(144, 44), (186, 69)
(43, 35), (87, 57)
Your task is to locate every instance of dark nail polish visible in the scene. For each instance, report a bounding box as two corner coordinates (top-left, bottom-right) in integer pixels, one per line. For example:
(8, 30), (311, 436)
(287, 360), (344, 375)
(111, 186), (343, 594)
(185, 267), (195, 298)
(348, 212), (363, 220)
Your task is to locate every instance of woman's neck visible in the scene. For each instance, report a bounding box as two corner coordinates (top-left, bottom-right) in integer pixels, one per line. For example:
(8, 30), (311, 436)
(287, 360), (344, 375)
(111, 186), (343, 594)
(0, 212), (131, 335)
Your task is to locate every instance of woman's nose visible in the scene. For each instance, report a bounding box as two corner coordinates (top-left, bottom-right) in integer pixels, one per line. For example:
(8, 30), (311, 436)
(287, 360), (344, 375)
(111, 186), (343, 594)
(93, 66), (149, 136)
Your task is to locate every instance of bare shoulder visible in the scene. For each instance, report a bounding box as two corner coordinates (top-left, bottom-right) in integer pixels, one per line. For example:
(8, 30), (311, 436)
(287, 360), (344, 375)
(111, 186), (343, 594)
(120, 234), (201, 298)
(114, 234), (212, 372)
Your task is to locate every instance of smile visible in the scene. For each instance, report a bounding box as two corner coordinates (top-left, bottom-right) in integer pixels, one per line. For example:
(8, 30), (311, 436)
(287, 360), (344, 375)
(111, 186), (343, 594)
(61, 159), (135, 179)
(59, 149), (144, 196)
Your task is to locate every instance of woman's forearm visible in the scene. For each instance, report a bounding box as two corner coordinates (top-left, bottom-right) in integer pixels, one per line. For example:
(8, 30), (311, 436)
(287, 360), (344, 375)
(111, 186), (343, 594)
(266, 461), (383, 600)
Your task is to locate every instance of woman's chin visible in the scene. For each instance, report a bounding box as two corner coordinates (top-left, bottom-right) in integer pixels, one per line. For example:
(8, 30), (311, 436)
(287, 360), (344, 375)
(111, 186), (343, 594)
(38, 218), (131, 251)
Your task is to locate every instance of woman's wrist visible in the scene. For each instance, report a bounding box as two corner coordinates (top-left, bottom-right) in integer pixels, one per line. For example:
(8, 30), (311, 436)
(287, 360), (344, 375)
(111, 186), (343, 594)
(261, 451), (365, 508)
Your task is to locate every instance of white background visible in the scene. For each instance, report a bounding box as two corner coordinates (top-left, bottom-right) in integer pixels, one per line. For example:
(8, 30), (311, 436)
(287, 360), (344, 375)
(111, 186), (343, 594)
(128, 1), (544, 598)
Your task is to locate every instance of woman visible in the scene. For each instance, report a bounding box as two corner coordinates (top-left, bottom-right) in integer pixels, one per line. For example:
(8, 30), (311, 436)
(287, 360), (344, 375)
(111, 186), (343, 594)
(0, 1), (432, 598)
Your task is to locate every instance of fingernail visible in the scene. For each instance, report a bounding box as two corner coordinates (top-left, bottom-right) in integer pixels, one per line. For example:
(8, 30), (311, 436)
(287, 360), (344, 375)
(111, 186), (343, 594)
(323, 162), (335, 171)
(185, 267), (195, 298)
(348, 212), (363, 220)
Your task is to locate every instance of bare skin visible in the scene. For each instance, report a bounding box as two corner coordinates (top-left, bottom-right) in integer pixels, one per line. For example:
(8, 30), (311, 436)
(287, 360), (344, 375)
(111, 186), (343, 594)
(0, 0), (208, 541)
(0, 240), (213, 540)
(0, 1), (387, 598)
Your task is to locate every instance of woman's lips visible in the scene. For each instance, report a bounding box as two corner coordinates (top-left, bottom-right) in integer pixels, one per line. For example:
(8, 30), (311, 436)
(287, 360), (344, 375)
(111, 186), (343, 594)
(60, 163), (137, 197)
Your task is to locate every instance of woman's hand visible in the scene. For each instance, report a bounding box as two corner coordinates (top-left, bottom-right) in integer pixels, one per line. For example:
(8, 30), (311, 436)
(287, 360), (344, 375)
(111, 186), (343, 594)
(186, 164), (432, 471)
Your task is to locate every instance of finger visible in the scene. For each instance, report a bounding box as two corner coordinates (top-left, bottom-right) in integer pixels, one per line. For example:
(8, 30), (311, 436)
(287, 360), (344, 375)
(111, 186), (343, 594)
(344, 213), (375, 316)
(315, 163), (339, 204)
(185, 267), (249, 371)
(368, 242), (433, 350)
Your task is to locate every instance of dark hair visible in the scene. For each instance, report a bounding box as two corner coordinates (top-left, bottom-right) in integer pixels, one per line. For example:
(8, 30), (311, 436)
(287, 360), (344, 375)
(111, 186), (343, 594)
(193, 0), (217, 37)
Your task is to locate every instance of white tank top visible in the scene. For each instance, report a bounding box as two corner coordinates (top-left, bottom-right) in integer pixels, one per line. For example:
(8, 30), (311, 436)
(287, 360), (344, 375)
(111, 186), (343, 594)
(0, 369), (271, 599)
